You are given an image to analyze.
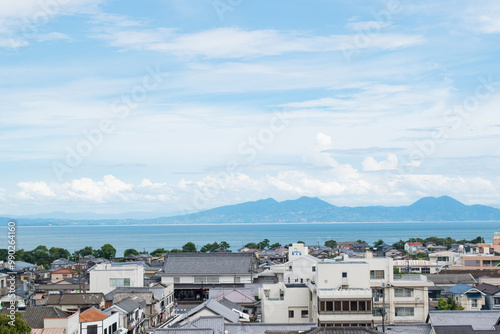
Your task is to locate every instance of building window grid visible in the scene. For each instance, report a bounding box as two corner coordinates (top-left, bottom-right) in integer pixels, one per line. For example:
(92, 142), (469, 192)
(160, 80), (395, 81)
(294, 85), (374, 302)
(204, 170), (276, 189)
(319, 299), (371, 313)
(370, 270), (385, 280)
(395, 288), (413, 298)
(395, 307), (414, 317)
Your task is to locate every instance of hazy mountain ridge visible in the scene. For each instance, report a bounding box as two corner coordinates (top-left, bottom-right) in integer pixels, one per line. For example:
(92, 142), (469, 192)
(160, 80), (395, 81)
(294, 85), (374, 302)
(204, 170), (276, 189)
(4, 195), (500, 226)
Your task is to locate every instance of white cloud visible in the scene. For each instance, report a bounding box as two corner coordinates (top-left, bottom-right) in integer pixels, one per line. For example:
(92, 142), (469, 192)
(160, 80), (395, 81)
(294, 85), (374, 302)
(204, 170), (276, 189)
(362, 154), (399, 171)
(316, 132), (332, 146)
(93, 25), (424, 59)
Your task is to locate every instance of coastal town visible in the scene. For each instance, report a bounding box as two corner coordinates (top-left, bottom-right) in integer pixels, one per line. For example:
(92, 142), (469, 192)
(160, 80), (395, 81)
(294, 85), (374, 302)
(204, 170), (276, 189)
(4, 231), (500, 333)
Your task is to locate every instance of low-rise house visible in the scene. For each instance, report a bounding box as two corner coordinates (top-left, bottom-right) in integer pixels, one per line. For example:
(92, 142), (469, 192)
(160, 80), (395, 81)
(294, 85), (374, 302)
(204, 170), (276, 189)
(105, 284), (175, 329)
(174, 298), (241, 327)
(213, 288), (256, 308)
(427, 273), (477, 290)
(46, 292), (106, 312)
(37, 282), (90, 294)
(0, 273), (7, 296)
(427, 310), (500, 331)
(448, 283), (486, 310)
(80, 306), (120, 334)
(51, 258), (76, 270)
(105, 296), (146, 334)
(477, 283), (500, 310)
(51, 268), (79, 283)
(160, 253), (257, 302)
(1, 306), (80, 334)
(393, 260), (438, 274)
(13, 261), (38, 272)
(384, 249), (403, 258)
(428, 251), (460, 269)
(89, 262), (145, 295)
(404, 242), (423, 254)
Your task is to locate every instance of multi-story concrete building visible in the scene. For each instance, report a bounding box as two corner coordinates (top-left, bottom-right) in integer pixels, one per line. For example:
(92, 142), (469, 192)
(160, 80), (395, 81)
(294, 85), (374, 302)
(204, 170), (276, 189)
(260, 253), (433, 327)
(89, 262), (145, 295)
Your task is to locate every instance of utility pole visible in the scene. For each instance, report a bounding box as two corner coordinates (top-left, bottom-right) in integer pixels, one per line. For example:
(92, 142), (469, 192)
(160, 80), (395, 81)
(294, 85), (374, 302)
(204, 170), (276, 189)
(382, 282), (386, 333)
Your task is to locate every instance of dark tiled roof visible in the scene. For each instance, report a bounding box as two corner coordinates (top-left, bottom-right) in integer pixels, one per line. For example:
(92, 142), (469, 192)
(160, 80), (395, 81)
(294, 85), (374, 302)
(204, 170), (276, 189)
(113, 297), (145, 313)
(162, 253), (254, 275)
(377, 323), (432, 334)
(304, 328), (380, 334)
(46, 293), (104, 306)
(427, 274), (476, 285)
(178, 298), (239, 323)
(0, 307), (70, 329)
(226, 323), (316, 334)
(428, 310), (500, 330)
(477, 283), (500, 295)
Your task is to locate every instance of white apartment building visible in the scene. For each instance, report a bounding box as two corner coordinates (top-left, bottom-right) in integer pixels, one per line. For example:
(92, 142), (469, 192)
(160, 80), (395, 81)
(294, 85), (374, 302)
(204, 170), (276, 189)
(284, 243), (318, 285)
(260, 253), (433, 328)
(89, 262), (145, 295)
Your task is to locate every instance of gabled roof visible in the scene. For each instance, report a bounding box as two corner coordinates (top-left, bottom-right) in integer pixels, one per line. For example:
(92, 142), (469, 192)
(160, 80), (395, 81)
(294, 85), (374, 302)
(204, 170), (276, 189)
(448, 283), (483, 295)
(112, 296), (145, 313)
(0, 306), (70, 329)
(162, 253), (254, 275)
(79, 307), (108, 323)
(218, 298), (243, 312)
(184, 316), (225, 332)
(46, 293), (105, 306)
(428, 310), (500, 330)
(178, 298), (239, 323)
(14, 261), (38, 269)
(213, 289), (256, 304)
(406, 242), (423, 246)
(477, 283), (500, 295)
(377, 323), (432, 334)
(427, 274), (477, 285)
(51, 258), (75, 265)
(51, 268), (78, 274)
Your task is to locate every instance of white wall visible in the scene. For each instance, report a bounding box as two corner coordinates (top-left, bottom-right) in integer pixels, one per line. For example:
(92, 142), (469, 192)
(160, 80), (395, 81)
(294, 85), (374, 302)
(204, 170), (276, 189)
(89, 263), (144, 294)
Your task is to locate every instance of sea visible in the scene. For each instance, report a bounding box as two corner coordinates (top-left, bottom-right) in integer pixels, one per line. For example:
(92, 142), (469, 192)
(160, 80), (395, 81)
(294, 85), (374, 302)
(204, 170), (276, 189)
(2, 221), (500, 257)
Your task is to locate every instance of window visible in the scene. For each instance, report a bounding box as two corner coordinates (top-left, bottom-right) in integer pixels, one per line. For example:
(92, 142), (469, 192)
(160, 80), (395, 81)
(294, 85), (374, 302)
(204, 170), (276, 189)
(472, 299), (478, 308)
(112, 323), (117, 333)
(464, 260), (481, 267)
(312, 266), (316, 272)
(494, 298), (500, 305)
(87, 325), (98, 334)
(234, 277), (241, 283)
(334, 301), (341, 311)
(342, 301), (349, 311)
(301, 310), (308, 318)
(395, 307), (414, 317)
(395, 288), (413, 298)
(421, 267), (431, 273)
(350, 301), (358, 311)
(326, 301), (333, 311)
(288, 310), (294, 318)
(110, 278), (130, 287)
(104, 329), (107, 334)
(483, 260), (493, 267)
(370, 270), (385, 280)
(342, 272), (347, 278)
(437, 256), (449, 262)
(373, 308), (384, 316)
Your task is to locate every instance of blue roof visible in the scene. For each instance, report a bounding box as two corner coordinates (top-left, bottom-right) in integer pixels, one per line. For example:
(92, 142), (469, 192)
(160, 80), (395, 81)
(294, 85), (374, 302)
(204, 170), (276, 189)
(448, 283), (477, 295)
(14, 261), (37, 269)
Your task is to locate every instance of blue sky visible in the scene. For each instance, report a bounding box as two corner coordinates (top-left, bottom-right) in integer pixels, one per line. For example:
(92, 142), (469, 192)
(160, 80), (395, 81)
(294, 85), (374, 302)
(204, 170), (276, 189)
(1, 0), (500, 216)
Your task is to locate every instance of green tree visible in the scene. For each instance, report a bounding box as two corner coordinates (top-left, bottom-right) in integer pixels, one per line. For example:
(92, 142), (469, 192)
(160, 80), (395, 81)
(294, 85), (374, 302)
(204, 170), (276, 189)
(373, 239), (384, 248)
(324, 240), (337, 248)
(437, 297), (464, 310)
(257, 239), (270, 250)
(269, 242), (282, 249)
(0, 313), (31, 334)
(28, 245), (51, 265)
(124, 248), (139, 257)
(49, 247), (70, 260)
(219, 241), (230, 250)
(151, 248), (167, 257)
(200, 242), (219, 253)
(170, 248), (182, 253)
(0, 249), (8, 261)
(95, 244), (116, 259)
(244, 242), (258, 249)
(356, 239), (367, 244)
(73, 246), (93, 259)
(296, 240), (305, 244)
(392, 240), (405, 250)
(182, 242), (197, 253)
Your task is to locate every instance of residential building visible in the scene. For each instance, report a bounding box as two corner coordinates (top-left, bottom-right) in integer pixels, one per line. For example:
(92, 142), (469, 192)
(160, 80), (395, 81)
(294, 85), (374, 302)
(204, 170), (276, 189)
(428, 251), (460, 269)
(427, 310), (500, 331)
(51, 268), (79, 283)
(105, 296), (146, 334)
(51, 258), (76, 270)
(80, 306), (120, 334)
(1, 306), (80, 334)
(448, 283), (486, 310)
(477, 283), (500, 311)
(393, 260), (439, 274)
(159, 253), (257, 301)
(260, 255), (432, 327)
(174, 298), (241, 327)
(46, 293), (106, 312)
(427, 273), (477, 290)
(89, 262), (145, 295)
(454, 255), (500, 270)
(104, 284), (175, 329)
(404, 242), (423, 254)
(0, 273), (7, 296)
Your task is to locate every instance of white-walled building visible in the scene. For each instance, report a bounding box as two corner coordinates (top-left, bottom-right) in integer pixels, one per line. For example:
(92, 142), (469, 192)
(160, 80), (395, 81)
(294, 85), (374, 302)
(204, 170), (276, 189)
(260, 254), (433, 327)
(80, 307), (120, 334)
(89, 262), (145, 295)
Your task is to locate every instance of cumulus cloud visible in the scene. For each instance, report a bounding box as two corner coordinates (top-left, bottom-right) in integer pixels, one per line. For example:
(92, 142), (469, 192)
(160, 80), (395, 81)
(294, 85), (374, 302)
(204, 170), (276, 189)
(316, 132), (332, 146)
(362, 154), (399, 171)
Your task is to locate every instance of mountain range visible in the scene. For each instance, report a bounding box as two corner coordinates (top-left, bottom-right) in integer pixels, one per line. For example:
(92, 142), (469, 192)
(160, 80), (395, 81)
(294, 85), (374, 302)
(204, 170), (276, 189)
(4, 196), (500, 226)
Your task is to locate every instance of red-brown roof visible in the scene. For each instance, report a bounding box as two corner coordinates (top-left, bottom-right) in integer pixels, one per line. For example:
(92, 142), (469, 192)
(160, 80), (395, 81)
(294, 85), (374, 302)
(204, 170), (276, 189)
(51, 268), (78, 274)
(406, 242), (423, 246)
(79, 307), (108, 323)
